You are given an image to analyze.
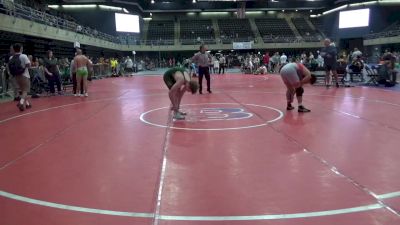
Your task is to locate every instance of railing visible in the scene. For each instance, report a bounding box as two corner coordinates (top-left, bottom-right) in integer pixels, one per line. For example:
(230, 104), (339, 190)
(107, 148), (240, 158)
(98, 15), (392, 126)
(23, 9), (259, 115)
(261, 35), (321, 43)
(0, 0), (119, 43)
(92, 64), (111, 78)
(1, 0), (325, 48)
(365, 29), (400, 40)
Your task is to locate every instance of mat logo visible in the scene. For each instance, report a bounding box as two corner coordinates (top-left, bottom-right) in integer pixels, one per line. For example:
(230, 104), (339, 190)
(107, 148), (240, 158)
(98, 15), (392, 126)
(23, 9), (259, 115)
(199, 108), (253, 121)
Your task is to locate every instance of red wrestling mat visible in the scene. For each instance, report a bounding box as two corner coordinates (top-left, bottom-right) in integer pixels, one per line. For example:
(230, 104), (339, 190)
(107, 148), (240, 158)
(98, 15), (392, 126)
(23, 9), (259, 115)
(1, 74), (399, 225)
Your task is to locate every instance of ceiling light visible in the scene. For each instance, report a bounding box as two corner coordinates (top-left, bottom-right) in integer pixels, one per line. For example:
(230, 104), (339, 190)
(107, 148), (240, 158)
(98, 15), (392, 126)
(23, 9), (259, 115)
(151, 0), (155, 4)
(322, 4), (348, 15)
(62, 4), (97, 9)
(99, 5), (122, 10)
(193, 0), (196, 3)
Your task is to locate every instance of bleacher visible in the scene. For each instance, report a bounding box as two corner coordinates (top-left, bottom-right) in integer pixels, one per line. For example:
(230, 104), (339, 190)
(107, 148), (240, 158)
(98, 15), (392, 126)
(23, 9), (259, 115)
(365, 20), (400, 39)
(255, 18), (296, 43)
(292, 18), (320, 42)
(218, 19), (254, 44)
(180, 19), (215, 45)
(0, 0), (117, 43)
(146, 20), (175, 45)
(310, 17), (330, 38)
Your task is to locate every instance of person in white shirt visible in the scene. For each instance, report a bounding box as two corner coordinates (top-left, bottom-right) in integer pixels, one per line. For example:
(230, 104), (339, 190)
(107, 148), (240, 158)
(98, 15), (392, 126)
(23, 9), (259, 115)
(8, 43), (31, 111)
(213, 58), (220, 74)
(280, 53), (288, 65)
(317, 53), (324, 67)
(219, 55), (226, 74)
(253, 56), (260, 69)
(125, 56), (134, 75)
(352, 48), (363, 60)
(192, 44), (213, 94)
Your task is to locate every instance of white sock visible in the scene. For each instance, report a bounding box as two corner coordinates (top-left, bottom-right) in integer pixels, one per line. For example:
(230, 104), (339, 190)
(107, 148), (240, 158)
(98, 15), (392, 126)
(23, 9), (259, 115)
(20, 98), (25, 105)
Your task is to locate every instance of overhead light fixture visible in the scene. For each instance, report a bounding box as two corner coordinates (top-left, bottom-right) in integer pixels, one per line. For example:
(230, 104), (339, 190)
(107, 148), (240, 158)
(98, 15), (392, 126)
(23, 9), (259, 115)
(62, 4), (97, 9)
(123, 8), (129, 13)
(99, 5), (122, 10)
(322, 4), (348, 15)
(310, 10), (313, 12)
(150, 12), (153, 16)
(193, 0), (196, 3)
(349, 1), (377, 7)
(379, 0), (400, 4)
(245, 11), (264, 15)
(282, 9), (285, 12)
(151, 0), (155, 3)
(295, 9), (298, 12)
(200, 12), (229, 15)
(48, 5), (60, 9)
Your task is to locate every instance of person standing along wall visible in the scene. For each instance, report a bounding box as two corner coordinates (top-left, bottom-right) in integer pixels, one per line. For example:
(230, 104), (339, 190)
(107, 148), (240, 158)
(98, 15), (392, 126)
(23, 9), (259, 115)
(44, 50), (63, 95)
(320, 39), (339, 88)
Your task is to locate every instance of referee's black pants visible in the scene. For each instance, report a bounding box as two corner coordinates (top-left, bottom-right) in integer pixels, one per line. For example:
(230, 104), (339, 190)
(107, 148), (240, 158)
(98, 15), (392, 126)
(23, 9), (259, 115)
(198, 66), (211, 93)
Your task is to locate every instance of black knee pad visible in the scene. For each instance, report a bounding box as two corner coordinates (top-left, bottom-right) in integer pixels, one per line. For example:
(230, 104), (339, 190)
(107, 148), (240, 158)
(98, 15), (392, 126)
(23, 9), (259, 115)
(295, 87), (304, 97)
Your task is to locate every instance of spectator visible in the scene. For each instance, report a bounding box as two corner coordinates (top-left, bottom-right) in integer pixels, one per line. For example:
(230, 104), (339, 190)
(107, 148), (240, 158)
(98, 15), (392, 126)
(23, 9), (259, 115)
(253, 55), (260, 70)
(8, 43), (32, 111)
(352, 48), (363, 60)
(219, 55), (226, 74)
(5, 45), (20, 101)
(125, 56), (134, 75)
(316, 52), (324, 68)
(280, 53), (288, 66)
(44, 50), (63, 95)
(320, 38), (339, 88)
(263, 52), (270, 72)
(381, 49), (397, 86)
(213, 57), (220, 75)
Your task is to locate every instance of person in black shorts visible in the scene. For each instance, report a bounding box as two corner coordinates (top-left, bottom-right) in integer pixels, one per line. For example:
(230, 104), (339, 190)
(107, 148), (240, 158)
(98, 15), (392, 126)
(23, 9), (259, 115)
(320, 39), (339, 88)
(163, 67), (198, 120)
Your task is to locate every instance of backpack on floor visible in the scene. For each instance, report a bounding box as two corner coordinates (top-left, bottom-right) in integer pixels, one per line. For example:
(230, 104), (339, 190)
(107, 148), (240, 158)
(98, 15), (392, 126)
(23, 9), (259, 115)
(8, 54), (25, 76)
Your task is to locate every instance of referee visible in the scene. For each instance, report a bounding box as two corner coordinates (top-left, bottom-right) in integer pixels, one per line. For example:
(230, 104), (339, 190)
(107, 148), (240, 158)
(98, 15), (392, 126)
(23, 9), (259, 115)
(192, 44), (212, 94)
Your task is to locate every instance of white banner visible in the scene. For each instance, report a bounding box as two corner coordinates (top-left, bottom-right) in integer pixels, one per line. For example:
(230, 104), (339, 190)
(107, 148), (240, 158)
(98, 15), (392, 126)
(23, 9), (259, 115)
(233, 42), (253, 50)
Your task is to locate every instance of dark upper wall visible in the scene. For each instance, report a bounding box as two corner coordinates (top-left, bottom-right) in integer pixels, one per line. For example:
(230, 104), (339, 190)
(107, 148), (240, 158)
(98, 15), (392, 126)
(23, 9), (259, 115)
(322, 5), (400, 40)
(58, 9), (143, 36)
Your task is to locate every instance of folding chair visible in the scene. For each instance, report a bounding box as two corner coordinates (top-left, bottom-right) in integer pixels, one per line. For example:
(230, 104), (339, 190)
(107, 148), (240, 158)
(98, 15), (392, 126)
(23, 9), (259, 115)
(365, 65), (379, 86)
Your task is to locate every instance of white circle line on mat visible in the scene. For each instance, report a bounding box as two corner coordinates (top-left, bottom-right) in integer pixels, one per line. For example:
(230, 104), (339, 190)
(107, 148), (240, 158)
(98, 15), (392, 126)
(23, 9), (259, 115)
(139, 103), (284, 131)
(1, 190), (398, 221)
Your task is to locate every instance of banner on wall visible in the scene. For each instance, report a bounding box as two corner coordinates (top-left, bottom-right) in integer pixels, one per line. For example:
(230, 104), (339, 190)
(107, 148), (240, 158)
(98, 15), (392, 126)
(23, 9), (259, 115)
(232, 42), (253, 50)
(74, 41), (80, 48)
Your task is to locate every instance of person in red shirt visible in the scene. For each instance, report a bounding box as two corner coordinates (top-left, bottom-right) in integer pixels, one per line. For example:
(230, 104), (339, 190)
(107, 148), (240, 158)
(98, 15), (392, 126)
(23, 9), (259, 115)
(263, 52), (270, 72)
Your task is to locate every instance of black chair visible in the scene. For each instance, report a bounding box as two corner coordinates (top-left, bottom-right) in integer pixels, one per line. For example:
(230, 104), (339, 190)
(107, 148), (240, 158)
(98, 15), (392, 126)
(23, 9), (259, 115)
(336, 62), (347, 85)
(365, 65), (379, 86)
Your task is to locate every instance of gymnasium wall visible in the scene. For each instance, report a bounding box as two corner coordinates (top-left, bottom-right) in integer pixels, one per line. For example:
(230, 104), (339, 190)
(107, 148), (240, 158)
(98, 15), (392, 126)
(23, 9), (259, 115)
(322, 5), (400, 40)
